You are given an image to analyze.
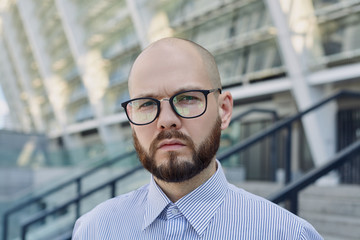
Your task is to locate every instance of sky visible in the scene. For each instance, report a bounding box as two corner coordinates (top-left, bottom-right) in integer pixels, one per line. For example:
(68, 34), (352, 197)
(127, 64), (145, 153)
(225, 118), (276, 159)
(0, 86), (9, 129)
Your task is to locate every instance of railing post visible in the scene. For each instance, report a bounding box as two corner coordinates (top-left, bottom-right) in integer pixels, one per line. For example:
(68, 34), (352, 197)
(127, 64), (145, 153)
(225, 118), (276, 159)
(2, 212), (9, 240)
(270, 132), (278, 182)
(285, 124), (292, 184)
(21, 224), (27, 240)
(290, 191), (298, 214)
(76, 178), (81, 219)
(111, 181), (116, 198)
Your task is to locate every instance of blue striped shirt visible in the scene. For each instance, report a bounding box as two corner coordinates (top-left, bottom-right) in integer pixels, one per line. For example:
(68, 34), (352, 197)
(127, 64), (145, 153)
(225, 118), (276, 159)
(72, 161), (323, 239)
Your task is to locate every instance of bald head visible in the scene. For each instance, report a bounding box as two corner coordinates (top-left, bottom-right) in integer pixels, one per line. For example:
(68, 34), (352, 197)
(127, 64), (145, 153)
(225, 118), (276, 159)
(128, 38), (221, 94)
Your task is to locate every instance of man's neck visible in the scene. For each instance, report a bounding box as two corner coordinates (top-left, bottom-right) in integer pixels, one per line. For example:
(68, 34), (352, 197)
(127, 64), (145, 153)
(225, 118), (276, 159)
(154, 159), (217, 203)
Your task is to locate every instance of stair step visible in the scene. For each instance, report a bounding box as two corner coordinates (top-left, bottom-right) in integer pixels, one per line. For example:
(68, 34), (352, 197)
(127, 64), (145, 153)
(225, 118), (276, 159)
(299, 195), (360, 218)
(232, 181), (283, 198)
(321, 235), (359, 240)
(299, 212), (360, 239)
(299, 185), (360, 220)
(301, 185), (360, 199)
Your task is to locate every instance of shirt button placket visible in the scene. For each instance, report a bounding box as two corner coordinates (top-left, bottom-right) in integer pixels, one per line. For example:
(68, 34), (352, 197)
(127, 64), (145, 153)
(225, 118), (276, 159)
(165, 206), (186, 240)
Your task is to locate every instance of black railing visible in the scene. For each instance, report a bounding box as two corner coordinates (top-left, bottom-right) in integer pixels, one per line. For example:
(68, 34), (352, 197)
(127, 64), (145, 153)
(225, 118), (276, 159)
(230, 108), (279, 123)
(20, 165), (144, 240)
(2, 150), (136, 240)
(337, 108), (360, 184)
(7, 90), (360, 240)
(218, 90), (360, 183)
(227, 108), (280, 181)
(268, 139), (360, 214)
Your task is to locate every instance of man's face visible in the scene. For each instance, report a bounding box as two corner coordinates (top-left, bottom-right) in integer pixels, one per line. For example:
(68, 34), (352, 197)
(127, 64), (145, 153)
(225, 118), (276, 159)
(128, 42), (224, 183)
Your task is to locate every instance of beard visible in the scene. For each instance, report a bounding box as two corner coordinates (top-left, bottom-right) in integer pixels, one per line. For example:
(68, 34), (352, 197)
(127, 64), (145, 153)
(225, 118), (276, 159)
(132, 117), (222, 183)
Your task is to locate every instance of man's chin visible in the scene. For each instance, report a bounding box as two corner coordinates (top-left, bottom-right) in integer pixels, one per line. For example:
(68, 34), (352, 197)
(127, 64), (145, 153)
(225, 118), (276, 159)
(154, 149), (192, 164)
(154, 159), (198, 183)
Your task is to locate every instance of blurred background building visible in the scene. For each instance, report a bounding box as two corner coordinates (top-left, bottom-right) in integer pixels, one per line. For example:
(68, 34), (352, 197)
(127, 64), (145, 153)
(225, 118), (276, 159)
(0, 0), (360, 239)
(1, 0), (359, 170)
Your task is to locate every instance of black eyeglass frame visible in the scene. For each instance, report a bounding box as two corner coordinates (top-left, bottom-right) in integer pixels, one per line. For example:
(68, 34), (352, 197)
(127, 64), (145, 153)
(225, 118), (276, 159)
(121, 88), (222, 126)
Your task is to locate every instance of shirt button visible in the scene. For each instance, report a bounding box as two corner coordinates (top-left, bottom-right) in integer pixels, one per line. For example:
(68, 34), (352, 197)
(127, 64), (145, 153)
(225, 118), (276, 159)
(171, 208), (179, 215)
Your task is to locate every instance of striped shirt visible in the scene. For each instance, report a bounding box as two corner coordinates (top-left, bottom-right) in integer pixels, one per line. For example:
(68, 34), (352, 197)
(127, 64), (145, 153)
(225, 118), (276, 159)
(72, 161), (323, 239)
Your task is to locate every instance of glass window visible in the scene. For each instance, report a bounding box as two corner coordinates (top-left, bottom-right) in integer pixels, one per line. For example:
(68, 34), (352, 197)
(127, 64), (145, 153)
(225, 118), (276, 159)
(320, 13), (360, 56)
(186, 14), (232, 48)
(216, 49), (245, 86)
(108, 52), (138, 86)
(312, 0), (341, 10)
(101, 25), (138, 59)
(233, 1), (271, 36)
(215, 38), (282, 87)
(246, 39), (282, 74)
(75, 103), (93, 122)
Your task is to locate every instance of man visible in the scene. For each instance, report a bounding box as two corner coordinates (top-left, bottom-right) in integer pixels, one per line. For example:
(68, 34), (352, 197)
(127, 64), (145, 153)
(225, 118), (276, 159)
(72, 38), (323, 239)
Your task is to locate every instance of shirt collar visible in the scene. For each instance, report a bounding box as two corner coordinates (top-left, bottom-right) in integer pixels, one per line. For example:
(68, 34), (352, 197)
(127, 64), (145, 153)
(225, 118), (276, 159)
(142, 160), (228, 236)
(142, 176), (171, 230)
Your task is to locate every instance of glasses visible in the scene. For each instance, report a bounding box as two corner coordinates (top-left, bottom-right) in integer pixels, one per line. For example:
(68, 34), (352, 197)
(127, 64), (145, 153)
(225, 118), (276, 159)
(121, 88), (221, 125)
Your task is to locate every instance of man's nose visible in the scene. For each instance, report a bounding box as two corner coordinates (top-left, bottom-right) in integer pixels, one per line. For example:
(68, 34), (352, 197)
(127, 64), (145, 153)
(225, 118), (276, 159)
(156, 100), (181, 130)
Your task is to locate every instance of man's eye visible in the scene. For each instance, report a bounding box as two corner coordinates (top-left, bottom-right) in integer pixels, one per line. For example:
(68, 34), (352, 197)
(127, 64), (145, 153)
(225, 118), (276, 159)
(139, 101), (156, 108)
(177, 95), (198, 102)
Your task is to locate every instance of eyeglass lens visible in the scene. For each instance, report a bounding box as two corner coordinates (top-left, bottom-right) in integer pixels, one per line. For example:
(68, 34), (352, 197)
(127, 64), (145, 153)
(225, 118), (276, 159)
(126, 91), (207, 125)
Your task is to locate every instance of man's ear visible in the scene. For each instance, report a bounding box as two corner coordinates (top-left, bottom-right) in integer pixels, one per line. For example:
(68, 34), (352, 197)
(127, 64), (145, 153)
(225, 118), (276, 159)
(218, 91), (233, 130)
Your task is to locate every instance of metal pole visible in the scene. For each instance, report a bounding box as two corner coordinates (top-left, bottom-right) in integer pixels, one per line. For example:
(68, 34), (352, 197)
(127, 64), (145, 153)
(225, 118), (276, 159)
(76, 178), (81, 219)
(21, 225), (27, 240)
(290, 192), (299, 214)
(111, 181), (116, 198)
(285, 124), (292, 184)
(270, 132), (278, 182)
(2, 213), (9, 240)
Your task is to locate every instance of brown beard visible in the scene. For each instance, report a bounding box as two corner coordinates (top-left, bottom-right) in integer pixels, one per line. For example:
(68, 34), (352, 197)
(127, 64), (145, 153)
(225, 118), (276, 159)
(132, 117), (222, 182)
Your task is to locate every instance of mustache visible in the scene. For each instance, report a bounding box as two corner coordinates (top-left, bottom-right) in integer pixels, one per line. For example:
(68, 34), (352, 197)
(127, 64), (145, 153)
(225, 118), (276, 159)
(149, 130), (195, 154)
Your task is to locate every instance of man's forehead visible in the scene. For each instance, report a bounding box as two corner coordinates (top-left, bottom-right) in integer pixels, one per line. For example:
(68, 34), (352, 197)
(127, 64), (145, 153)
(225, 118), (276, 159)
(130, 39), (202, 73)
(128, 45), (210, 95)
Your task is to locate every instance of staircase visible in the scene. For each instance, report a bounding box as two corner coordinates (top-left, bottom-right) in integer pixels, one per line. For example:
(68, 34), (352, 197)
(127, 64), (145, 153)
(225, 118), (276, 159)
(233, 180), (360, 240)
(299, 185), (360, 240)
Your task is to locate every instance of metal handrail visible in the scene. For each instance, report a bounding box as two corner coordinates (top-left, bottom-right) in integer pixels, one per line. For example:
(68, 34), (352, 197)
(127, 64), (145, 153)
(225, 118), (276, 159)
(227, 107), (280, 181)
(230, 108), (279, 123)
(268, 139), (360, 214)
(2, 149), (136, 240)
(220, 90), (360, 160)
(10, 90), (360, 239)
(218, 90), (360, 182)
(20, 165), (144, 240)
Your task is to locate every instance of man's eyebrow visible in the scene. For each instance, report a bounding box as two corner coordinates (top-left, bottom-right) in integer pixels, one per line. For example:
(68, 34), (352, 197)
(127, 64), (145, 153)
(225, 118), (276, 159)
(133, 93), (161, 99)
(175, 87), (205, 93)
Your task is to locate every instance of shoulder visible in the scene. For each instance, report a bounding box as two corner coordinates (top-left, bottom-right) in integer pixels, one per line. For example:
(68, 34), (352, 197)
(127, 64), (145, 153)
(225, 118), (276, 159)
(226, 183), (294, 216)
(222, 183), (322, 239)
(72, 184), (149, 236)
(91, 183), (149, 215)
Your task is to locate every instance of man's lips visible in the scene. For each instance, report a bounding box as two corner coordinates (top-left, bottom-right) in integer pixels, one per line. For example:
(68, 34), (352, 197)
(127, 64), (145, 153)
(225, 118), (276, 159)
(158, 139), (186, 150)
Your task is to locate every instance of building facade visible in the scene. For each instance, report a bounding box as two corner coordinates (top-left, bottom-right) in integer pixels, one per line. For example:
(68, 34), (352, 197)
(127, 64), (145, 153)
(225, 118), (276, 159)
(0, 0), (360, 180)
